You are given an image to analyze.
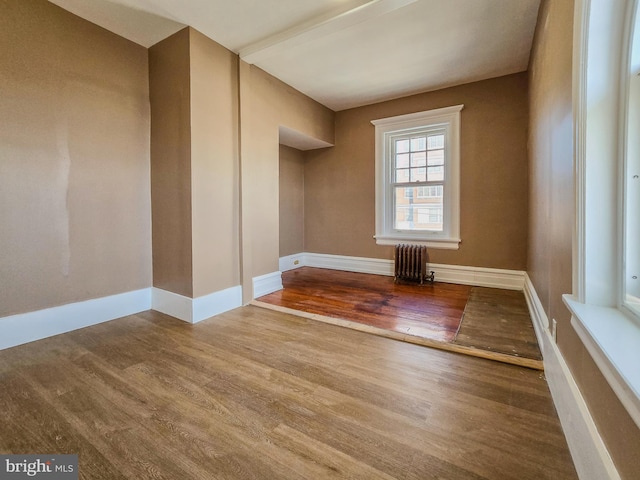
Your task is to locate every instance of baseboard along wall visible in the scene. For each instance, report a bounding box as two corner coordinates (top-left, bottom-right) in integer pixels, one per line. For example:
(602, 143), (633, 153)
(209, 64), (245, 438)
(0, 288), (152, 351)
(0, 284), (244, 351)
(279, 252), (525, 290)
(524, 275), (620, 480)
(252, 271), (284, 298)
(152, 285), (243, 324)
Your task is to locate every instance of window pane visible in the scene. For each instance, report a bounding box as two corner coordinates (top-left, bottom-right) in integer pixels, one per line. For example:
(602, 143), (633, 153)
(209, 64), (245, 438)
(427, 166), (444, 181)
(410, 152), (426, 167)
(428, 149), (444, 166)
(394, 186), (443, 231)
(417, 207), (443, 229)
(411, 136), (426, 151)
(396, 153), (410, 168)
(428, 135), (444, 150)
(411, 167), (426, 182)
(416, 184), (444, 199)
(625, 13), (640, 316)
(625, 134), (640, 314)
(396, 139), (410, 153)
(396, 168), (410, 183)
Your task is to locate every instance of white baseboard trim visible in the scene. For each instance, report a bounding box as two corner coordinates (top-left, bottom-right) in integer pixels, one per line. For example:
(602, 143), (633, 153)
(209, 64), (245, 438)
(152, 286), (242, 324)
(427, 262), (524, 290)
(279, 253), (305, 272)
(305, 252), (394, 276)
(252, 271), (283, 298)
(193, 286), (243, 323)
(0, 288), (152, 351)
(523, 273), (550, 337)
(280, 252), (525, 290)
(152, 288), (192, 322)
(524, 275), (620, 480)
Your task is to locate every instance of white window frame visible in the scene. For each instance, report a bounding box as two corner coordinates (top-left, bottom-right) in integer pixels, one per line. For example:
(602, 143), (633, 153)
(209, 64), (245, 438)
(564, 0), (640, 429)
(372, 105), (463, 249)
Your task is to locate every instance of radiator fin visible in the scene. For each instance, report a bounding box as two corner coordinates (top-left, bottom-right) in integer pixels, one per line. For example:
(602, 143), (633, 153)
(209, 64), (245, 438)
(394, 244), (433, 285)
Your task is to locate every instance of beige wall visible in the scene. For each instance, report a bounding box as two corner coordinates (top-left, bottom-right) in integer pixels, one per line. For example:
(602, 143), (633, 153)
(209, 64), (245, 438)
(279, 145), (305, 257)
(528, 0), (640, 477)
(304, 73), (529, 270)
(150, 28), (240, 299)
(149, 29), (193, 297)
(240, 63), (334, 300)
(0, 0), (151, 317)
(189, 29), (240, 297)
(0, 2), (330, 314)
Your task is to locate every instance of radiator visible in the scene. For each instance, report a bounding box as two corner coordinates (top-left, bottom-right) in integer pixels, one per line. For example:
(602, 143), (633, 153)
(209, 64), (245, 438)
(394, 244), (435, 285)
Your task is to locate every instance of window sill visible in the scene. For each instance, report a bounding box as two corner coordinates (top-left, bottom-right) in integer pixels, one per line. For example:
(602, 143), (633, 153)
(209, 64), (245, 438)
(563, 294), (640, 428)
(374, 235), (461, 250)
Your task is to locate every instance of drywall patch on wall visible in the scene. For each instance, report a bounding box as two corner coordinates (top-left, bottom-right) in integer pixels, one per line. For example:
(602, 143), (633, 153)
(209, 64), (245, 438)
(54, 114), (71, 277)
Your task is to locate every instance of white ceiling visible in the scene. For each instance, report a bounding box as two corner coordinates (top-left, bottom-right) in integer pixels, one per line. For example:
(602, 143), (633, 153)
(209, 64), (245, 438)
(49, 0), (541, 111)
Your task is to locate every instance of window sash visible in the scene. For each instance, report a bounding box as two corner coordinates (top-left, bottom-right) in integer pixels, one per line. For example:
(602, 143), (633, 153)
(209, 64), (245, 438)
(372, 105), (462, 249)
(388, 127), (449, 234)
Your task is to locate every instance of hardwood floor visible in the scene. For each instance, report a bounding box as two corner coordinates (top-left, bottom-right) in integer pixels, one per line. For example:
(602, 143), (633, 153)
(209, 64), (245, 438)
(456, 287), (542, 360)
(0, 307), (577, 479)
(258, 267), (471, 342)
(257, 268), (542, 369)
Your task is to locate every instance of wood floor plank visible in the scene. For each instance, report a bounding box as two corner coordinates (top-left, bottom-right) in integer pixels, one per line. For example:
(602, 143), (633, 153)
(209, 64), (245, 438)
(258, 267), (470, 342)
(0, 373), (128, 479)
(256, 267), (543, 368)
(455, 287), (542, 360)
(0, 306), (576, 479)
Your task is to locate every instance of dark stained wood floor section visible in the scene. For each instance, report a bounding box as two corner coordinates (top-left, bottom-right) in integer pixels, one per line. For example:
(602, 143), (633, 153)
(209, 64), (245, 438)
(0, 307), (577, 479)
(258, 267), (471, 342)
(257, 268), (542, 369)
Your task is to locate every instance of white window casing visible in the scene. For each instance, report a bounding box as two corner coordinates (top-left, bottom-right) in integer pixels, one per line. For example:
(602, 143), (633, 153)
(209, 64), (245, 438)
(372, 105), (463, 249)
(568, 0), (640, 429)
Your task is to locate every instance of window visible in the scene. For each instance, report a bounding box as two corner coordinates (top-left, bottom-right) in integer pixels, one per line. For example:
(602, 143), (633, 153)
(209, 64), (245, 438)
(372, 105), (463, 249)
(624, 1), (640, 318)
(564, 0), (640, 428)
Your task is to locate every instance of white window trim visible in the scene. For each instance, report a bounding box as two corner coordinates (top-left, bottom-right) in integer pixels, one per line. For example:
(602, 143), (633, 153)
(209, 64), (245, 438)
(372, 105), (463, 249)
(569, 0), (640, 428)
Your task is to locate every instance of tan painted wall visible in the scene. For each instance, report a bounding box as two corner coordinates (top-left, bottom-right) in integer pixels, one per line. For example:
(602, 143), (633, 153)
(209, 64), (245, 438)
(304, 73), (529, 270)
(279, 145), (305, 257)
(528, 0), (640, 477)
(240, 63), (334, 300)
(149, 29), (193, 297)
(0, 0), (151, 317)
(189, 29), (240, 297)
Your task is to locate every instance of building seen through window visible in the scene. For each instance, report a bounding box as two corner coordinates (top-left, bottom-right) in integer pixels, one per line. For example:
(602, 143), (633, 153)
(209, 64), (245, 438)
(394, 134), (444, 231)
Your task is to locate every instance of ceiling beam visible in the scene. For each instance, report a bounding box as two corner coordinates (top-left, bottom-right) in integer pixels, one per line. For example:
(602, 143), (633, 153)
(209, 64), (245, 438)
(239, 0), (418, 64)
